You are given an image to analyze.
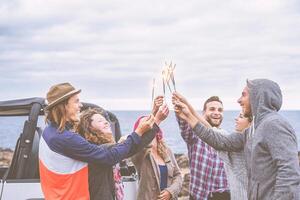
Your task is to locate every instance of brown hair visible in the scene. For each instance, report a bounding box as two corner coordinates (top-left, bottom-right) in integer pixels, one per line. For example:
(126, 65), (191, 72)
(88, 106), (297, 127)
(45, 101), (68, 132)
(203, 96), (223, 111)
(77, 108), (115, 145)
(247, 115), (253, 123)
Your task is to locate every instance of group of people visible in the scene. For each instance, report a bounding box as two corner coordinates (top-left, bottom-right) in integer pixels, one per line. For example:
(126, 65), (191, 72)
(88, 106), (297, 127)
(38, 79), (300, 200)
(38, 82), (181, 200)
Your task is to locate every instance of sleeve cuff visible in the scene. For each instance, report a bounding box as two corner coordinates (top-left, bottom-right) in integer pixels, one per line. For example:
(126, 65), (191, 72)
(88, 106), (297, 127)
(131, 132), (142, 144)
(192, 122), (205, 134)
(153, 123), (160, 133)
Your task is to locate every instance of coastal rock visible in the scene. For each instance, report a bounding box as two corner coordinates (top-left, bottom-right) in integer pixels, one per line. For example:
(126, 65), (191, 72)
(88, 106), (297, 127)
(179, 173), (190, 197)
(175, 153), (189, 169)
(0, 148), (13, 167)
(175, 153), (190, 199)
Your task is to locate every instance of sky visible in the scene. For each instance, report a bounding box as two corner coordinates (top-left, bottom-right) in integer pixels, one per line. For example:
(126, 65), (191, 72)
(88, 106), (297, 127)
(0, 0), (299, 110)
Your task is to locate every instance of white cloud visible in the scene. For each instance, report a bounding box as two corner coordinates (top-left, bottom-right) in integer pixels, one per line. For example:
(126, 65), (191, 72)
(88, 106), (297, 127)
(0, 0), (299, 110)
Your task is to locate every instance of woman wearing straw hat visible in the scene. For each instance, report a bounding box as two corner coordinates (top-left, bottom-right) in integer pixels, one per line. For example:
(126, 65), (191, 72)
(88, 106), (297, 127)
(38, 82), (160, 200)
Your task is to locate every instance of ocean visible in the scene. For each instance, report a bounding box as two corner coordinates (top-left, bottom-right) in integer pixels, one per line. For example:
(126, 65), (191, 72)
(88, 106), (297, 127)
(115, 110), (300, 153)
(1, 111), (299, 153)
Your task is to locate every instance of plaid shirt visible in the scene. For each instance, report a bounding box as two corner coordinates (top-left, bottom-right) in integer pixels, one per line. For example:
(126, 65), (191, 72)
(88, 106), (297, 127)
(177, 117), (228, 200)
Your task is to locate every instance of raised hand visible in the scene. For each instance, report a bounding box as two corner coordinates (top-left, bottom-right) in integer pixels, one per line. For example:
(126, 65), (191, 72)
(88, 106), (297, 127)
(174, 100), (199, 128)
(135, 115), (155, 136)
(173, 100), (191, 121)
(172, 91), (188, 105)
(172, 92), (204, 124)
(154, 104), (169, 125)
(172, 92), (191, 115)
(152, 95), (164, 116)
(171, 92), (180, 106)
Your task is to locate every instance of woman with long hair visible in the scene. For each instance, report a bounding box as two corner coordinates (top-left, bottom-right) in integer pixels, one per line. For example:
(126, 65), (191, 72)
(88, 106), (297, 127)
(77, 107), (169, 200)
(131, 97), (183, 200)
(39, 82), (159, 200)
(217, 112), (252, 200)
(77, 108), (124, 200)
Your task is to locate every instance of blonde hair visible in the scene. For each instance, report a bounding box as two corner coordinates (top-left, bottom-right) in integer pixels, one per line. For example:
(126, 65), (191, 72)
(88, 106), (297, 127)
(45, 102), (68, 132)
(77, 108), (115, 145)
(157, 140), (169, 161)
(134, 116), (169, 160)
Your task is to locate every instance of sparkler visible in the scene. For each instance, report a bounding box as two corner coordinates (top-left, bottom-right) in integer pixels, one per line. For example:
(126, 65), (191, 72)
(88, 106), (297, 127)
(162, 61), (176, 94)
(171, 64), (176, 91)
(162, 71), (166, 98)
(151, 78), (156, 110)
(149, 62), (176, 110)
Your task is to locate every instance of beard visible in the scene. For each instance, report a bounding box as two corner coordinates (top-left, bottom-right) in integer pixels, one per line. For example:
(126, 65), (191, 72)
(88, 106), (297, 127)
(206, 116), (223, 128)
(243, 106), (252, 118)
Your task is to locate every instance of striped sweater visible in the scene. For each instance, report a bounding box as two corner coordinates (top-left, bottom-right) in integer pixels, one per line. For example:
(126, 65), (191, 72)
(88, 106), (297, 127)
(39, 123), (142, 200)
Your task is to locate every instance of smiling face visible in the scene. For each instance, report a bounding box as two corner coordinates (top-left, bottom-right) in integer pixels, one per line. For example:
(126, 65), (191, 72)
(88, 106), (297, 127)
(90, 113), (112, 135)
(237, 86), (252, 117)
(65, 94), (82, 123)
(203, 101), (224, 128)
(235, 112), (251, 133)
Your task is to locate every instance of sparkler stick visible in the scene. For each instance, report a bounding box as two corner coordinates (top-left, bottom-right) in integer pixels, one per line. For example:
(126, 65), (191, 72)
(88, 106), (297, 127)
(164, 62), (173, 93)
(162, 71), (166, 98)
(165, 62), (175, 93)
(167, 62), (173, 93)
(166, 78), (173, 93)
(160, 61), (176, 100)
(151, 78), (156, 110)
(171, 64), (176, 91)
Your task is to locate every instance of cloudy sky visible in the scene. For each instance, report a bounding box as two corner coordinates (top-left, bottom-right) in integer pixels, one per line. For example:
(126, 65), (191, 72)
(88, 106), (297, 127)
(0, 0), (299, 110)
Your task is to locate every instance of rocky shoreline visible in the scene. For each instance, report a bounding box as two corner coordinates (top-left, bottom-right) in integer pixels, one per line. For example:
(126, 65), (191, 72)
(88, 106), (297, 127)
(0, 148), (13, 167)
(174, 153), (190, 199)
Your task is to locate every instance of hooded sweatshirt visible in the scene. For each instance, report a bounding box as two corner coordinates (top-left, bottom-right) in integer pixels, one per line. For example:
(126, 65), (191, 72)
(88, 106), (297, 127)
(191, 79), (300, 200)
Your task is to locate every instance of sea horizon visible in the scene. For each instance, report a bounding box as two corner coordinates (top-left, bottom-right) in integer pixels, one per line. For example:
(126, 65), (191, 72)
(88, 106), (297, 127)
(1, 110), (300, 154)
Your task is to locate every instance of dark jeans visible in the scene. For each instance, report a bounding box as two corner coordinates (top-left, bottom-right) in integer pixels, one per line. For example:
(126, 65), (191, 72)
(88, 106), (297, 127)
(208, 191), (230, 200)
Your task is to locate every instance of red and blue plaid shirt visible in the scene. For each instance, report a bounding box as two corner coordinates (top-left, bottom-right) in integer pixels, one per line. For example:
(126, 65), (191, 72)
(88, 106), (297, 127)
(177, 117), (228, 200)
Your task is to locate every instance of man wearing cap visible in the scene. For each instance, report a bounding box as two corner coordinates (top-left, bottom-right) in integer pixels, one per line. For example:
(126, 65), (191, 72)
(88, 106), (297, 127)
(39, 82), (163, 200)
(174, 79), (300, 200)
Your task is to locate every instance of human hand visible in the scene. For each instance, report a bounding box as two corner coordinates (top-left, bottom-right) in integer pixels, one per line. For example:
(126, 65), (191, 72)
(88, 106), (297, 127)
(174, 100), (199, 128)
(172, 92), (188, 105)
(172, 92), (199, 119)
(173, 100), (192, 120)
(154, 104), (169, 125)
(152, 96), (164, 116)
(135, 115), (155, 136)
(158, 190), (171, 200)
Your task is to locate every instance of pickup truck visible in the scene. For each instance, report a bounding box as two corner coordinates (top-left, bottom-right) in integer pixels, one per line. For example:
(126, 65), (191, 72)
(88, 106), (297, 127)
(0, 98), (137, 200)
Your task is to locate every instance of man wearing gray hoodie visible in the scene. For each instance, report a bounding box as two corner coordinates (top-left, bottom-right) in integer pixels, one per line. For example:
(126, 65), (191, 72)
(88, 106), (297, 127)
(173, 79), (300, 200)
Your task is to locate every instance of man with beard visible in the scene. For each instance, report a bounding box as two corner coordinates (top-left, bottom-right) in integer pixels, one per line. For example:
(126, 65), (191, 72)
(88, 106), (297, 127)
(174, 95), (229, 200)
(174, 79), (300, 200)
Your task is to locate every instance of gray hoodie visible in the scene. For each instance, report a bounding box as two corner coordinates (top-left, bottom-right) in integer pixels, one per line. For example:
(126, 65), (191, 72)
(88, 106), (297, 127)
(192, 79), (300, 200)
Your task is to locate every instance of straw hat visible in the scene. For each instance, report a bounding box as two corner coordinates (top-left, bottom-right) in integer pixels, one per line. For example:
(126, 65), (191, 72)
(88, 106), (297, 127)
(45, 82), (81, 110)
